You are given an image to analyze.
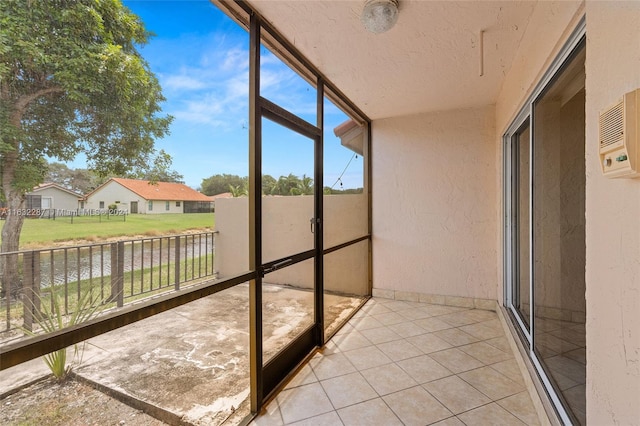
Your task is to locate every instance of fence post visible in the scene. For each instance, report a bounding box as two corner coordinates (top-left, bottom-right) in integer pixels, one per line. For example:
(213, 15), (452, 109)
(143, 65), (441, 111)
(22, 251), (40, 332)
(110, 242), (124, 307)
(117, 241), (124, 307)
(212, 231), (218, 278)
(174, 236), (180, 291)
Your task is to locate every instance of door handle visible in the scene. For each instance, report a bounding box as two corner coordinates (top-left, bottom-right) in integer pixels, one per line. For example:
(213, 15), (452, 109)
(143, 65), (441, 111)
(262, 258), (293, 275)
(310, 217), (320, 233)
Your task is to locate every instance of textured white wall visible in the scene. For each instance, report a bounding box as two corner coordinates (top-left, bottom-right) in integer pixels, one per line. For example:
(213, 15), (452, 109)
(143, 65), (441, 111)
(371, 106), (497, 300)
(494, 1), (640, 422)
(32, 188), (80, 211)
(147, 200), (184, 215)
(215, 194), (368, 295)
(85, 182), (186, 214)
(584, 2), (640, 423)
(85, 182), (142, 212)
(496, 1), (585, 133)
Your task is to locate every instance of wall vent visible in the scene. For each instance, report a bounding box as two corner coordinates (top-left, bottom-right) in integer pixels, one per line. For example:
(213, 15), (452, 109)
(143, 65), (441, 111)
(599, 89), (640, 178)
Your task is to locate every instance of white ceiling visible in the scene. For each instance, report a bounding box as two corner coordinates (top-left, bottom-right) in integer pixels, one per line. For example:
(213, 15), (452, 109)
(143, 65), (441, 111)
(248, 0), (537, 120)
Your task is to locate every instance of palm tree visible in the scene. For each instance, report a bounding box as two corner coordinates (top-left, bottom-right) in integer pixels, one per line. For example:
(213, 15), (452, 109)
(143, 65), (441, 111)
(229, 183), (248, 197)
(290, 174), (313, 195)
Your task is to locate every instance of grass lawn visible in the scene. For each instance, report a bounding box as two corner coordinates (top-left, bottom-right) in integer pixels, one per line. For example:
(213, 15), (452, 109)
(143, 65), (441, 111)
(0, 213), (215, 249)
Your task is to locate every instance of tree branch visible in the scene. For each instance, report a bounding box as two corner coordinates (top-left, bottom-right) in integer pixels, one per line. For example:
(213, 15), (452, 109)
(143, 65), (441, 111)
(10, 86), (64, 126)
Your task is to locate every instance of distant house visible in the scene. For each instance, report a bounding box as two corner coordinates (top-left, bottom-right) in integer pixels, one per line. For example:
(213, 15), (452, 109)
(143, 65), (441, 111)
(83, 178), (213, 214)
(27, 183), (82, 213)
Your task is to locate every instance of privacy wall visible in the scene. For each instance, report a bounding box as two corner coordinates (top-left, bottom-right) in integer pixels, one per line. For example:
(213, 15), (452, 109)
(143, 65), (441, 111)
(215, 195), (368, 296)
(371, 106), (497, 302)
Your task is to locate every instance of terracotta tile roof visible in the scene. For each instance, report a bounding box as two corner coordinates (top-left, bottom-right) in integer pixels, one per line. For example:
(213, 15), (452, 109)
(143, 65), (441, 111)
(110, 178), (211, 202)
(209, 192), (233, 201)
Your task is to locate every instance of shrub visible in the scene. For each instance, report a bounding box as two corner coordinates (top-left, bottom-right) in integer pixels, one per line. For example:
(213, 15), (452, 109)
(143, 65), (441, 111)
(22, 287), (105, 381)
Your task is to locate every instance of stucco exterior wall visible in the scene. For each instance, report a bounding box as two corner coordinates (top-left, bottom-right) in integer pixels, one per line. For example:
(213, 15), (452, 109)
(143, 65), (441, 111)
(494, 1), (640, 423)
(215, 194), (368, 295)
(495, 1), (585, 134)
(495, 1), (585, 311)
(85, 182), (143, 213)
(371, 106), (497, 300)
(32, 188), (80, 212)
(584, 2), (640, 423)
(214, 197), (249, 277)
(85, 182), (186, 214)
(147, 200), (184, 214)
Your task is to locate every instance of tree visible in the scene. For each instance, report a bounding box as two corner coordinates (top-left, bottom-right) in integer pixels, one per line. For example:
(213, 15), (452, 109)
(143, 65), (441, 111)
(271, 173), (302, 196)
(0, 0), (172, 296)
(127, 149), (184, 183)
(262, 174), (276, 195)
(290, 174), (313, 195)
(46, 162), (100, 194)
(323, 186), (364, 195)
(228, 183), (248, 197)
(200, 174), (246, 196)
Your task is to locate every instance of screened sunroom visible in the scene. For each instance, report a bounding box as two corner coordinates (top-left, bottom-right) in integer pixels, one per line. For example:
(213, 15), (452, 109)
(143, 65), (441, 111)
(1, 1), (639, 425)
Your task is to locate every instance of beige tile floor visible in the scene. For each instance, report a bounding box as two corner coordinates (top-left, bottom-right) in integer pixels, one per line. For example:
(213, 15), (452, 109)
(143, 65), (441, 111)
(537, 320), (586, 425)
(251, 297), (540, 426)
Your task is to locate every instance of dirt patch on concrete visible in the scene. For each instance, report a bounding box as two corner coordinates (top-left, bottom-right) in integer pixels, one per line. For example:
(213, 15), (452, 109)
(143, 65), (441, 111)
(1, 378), (167, 425)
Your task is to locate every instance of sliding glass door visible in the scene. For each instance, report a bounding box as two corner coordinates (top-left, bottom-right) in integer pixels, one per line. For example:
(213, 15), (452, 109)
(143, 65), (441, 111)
(504, 34), (586, 425)
(258, 105), (323, 397)
(509, 119), (531, 335)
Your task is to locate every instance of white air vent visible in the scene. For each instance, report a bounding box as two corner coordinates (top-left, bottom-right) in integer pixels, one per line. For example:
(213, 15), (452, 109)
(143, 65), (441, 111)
(599, 101), (624, 149)
(599, 89), (640, 178)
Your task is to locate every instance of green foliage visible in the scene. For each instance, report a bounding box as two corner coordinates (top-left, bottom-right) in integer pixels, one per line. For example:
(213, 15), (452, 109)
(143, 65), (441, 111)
(261, 174), (277, 195)
(0, 0), (172, 183)
(229, 183), (248, 197)
(201, 173), (362, 197)
(22, 287), (105, 381)
(13, 157), (48, 194)
(201, 174), (247, 196)
(323, 187), (364, 195)
(46, 162), (101, 194)
(0, 0), (173, 294)
(126, 149), (184, 184)
(202, 173), (316, 196)
(268, 173), (314, 196)
(289, 174), (313, 195)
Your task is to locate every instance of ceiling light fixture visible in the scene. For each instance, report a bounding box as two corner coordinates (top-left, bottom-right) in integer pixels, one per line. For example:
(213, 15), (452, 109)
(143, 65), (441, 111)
(361, 0), (399, 34)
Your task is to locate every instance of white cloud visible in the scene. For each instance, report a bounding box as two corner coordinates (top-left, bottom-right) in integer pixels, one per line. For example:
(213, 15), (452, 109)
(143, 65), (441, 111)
(157, 33), (328, 131)
(221, 48), (248, 73)
(162, 74), (207, 91)
(225, 74), (249, 100)
(172, 94), (229, 127)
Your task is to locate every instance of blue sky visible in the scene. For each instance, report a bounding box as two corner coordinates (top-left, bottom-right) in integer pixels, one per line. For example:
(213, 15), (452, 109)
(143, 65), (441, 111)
(88, 0), (364, 191)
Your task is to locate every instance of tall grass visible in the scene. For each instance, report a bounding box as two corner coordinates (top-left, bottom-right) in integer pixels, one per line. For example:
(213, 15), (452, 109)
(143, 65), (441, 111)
(21, 287), (105, 381)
